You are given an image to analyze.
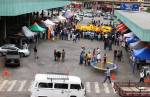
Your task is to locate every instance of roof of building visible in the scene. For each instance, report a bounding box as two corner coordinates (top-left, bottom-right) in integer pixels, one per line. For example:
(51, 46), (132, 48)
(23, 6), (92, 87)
(115, 10), (150, 42)
(118, 11), (150, 29)
(0, 0), (70, 16)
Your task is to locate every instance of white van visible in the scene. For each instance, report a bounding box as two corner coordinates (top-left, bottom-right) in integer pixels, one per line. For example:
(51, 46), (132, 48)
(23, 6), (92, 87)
(30, 73), (86, 97)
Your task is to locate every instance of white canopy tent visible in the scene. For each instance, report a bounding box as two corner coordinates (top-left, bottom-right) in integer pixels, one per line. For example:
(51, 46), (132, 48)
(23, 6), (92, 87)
(123, 32), (134, 38)
(22, 26), (35, 38)
(57, 15), (66, 22)
(43, 19), (55, 27)
(51, 18), (60, 23)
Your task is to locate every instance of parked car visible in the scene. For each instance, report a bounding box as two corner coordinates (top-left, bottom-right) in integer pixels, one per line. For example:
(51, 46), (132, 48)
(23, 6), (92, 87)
(0, 44), (30, 57)
(5, 50), (20, 67)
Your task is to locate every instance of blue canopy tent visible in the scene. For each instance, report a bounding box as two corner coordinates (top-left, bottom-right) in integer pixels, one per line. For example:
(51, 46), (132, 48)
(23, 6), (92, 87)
(133, 47), (150, 60)
(131, 47), (150, 73)
(126, 36), (139, 45)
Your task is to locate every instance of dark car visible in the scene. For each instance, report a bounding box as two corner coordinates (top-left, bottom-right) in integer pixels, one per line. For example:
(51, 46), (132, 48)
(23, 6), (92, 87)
(5, 50), (20, 67)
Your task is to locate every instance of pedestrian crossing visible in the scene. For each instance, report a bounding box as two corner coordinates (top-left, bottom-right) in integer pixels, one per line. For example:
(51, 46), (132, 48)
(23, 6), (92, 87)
(0, 80), (116, 94)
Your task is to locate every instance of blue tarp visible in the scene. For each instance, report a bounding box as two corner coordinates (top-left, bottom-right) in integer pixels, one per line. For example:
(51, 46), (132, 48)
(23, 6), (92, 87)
(133, 47), (150, 60)
(127, 36), (139, 44)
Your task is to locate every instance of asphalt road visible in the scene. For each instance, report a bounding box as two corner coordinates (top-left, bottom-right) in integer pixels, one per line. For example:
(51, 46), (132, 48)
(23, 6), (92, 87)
(0, 17), (139, 97)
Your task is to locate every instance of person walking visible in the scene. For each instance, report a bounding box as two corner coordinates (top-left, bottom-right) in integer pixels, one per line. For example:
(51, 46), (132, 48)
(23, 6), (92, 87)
(139, 70), (145, 83)
(103, 67), (111, 83)
(34, 45), (38, 59)
(113, 50), (117, 61)
(93, 48), (96, 56)
(97, 53), (101, 63)
(54, 49), (57, 61)
(57, 51), (61, 62)
(61, 49), (65, 62)
(87, 51), (92, 66)
(103, 53), (107, 65)
(80, 52), (84, 64)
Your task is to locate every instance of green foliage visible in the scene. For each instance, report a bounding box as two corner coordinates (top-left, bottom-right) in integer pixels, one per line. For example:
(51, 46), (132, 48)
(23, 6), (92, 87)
(146, 7), (150, 13)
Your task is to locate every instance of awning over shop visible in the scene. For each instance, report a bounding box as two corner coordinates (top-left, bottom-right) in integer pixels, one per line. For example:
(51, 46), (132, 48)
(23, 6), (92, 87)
(0, 0), (71, 16)
(133, 47), (150, 60)
(44, 19), (55, 27)
(129, 41), (146, 50)
(57, 15), (66, 22)
(123, 32), (134, 38)
(30, 22), (46, 33)
(126, 36), (139, 44)
(22, 26), (35, 38)
(114, 10), (150, 42)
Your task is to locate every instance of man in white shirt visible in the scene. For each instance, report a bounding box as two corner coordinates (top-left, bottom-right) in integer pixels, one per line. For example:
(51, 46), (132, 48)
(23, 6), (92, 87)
(139, 70), (145, 83)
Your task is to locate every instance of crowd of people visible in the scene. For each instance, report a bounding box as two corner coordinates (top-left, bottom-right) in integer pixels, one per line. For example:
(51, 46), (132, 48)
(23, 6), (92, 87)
(54, 49), (66, 62)
(79, 47), (108, 66)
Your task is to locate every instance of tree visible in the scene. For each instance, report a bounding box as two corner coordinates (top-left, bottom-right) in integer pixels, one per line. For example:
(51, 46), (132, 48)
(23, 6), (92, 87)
(146, 7), (150, 13)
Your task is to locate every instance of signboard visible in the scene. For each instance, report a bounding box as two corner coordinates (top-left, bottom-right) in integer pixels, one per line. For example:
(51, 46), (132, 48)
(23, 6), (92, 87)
(120, 3), (140, 11)
(130, 4), (140, 11)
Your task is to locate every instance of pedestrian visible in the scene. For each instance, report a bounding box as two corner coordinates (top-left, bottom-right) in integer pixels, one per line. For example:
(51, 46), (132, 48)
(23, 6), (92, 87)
(34, 45), (38, 59)
(103, 67), (111, 83)
(139, 70), (145, 83)
(87, 51), (92, 66)
(96, 48), (100, 54)
(23, 43), (28, 49)
(57, 51), (61, 62)
(61, 49), (65, 62)
(80, 52), (84, 64)
(103, 53), (107, 65)
(113, 50), (117, 61)
(84, 52), (88, 66)
(54, 49), (57, 61)
(93, 48), (96, 56)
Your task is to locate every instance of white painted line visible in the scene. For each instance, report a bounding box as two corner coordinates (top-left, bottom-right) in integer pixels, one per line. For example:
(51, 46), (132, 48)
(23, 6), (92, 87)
(0, 80), (8, 91)
(103, 83), (110, 93)
(111, 82), (116, 93)
(7, 80), (17, 91)
(18, 80), (27, 92)
(94, 82), (100, 93)
(85, 82), (91, 93)
(28, 81), (33, 92)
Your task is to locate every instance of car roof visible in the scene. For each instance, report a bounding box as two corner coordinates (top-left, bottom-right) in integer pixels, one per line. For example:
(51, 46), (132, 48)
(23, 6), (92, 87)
(34, 74), (81, 84)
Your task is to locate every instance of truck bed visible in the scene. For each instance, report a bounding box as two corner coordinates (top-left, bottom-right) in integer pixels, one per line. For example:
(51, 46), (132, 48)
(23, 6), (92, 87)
(114, 82), (150, 97)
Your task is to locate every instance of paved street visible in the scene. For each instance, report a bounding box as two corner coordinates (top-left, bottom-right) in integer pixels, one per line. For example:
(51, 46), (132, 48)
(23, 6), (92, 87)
(0, 17), (139, 97)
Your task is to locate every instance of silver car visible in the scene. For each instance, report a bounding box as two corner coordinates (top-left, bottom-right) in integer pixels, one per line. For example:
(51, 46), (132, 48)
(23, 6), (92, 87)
(0, 44), (30, 57)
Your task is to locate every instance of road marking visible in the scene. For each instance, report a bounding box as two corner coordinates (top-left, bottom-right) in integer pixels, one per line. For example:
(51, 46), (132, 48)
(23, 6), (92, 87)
(85, 82), (91, 93)
(7, 80), (17, 91)
(103, 83), (110, 93)
(94, 82), (100, 93)
(28, 81), (33, 92)
(111, 82), (116, 93)
(18, 80), (27, 92)
(0, 80), (8, 91)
